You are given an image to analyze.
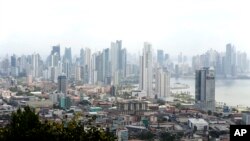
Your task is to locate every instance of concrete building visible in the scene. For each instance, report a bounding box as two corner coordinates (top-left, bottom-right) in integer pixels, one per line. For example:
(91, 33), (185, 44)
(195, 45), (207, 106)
(102, 48), (110, 84)
(188, 118), (209, 131)
(26, 74), (32, 86)
(242, 113), (250, 125)
(195, 67), (215, 112)
(59, 96), (71, 109)
(74, 65), (81, 82)
(225, 43), (236, 77)
(156, 68), (170, 101)
(157, 49), (164, 66)
(31, 53), (40, 78)
(117, 128), (128, 141)
(80, 48), (85, 66)
(84, 47), (91, 84)
(117, 100), (148, 115)
(51, 45), (60, 59)
(58, 75), (67, 94)
(139, 42), (153, 98)
(109, 40), (127, 85)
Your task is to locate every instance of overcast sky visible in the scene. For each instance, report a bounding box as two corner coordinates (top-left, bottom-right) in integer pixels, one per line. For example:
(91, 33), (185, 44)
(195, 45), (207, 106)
(0, 0), (250, 58)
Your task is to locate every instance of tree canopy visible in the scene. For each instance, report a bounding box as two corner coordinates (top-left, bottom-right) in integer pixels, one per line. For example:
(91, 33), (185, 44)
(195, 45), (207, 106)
(0, 106), (116, 141)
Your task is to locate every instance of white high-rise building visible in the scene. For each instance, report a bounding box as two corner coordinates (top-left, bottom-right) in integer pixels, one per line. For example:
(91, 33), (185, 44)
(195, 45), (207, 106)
(31, 53), (39, 78)
(91, 52), (97, 84)
(51, 66), (59, 83)
(225, 43), (236, 77)
(84, 48), (91, 83)
(75, 65), (81, 82)
(156, 68), (170, 101)
(139, 42), (153, 98)
(110, 41), (120, 85)
(195, 67), (215, 112)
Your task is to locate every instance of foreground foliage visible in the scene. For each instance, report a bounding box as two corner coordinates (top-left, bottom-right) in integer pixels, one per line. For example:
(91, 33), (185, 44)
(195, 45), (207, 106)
(0, 106), (115, 141)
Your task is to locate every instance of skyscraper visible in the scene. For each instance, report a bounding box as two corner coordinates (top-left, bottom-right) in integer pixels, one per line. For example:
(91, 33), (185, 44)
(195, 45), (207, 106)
(84, 48), (91, 83)
(157, 50), (164, 66)
(121, 48), (127, 77)
(11, 54), (17, 67)
(58, 75), (67, 94)
(95, 52), (103, 83)
(51, 45), (60, 59)
(32, 53), (40, 78)
(195, 67), (215, 112)
(10, 54), (17, 77)
(225, 43), (236, 77)
(110, 40), (124, 85)
(156, 68), (170, 101)
(80, 48), (85, 66)
(139, 42), (153, 98)
(102, 48), (110, 84)
(178, 52), (183, 64)
(64, 47), (72, 64)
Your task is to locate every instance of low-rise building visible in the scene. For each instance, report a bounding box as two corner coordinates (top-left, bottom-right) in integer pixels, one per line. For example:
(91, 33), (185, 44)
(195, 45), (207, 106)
(117, 100), (148, 115)
(188, 118), (209, 131)
(117, 128), (128, 141)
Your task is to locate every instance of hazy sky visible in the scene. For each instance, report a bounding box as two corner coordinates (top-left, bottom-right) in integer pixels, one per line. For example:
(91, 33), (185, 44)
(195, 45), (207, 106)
(1, 0), (250, 58)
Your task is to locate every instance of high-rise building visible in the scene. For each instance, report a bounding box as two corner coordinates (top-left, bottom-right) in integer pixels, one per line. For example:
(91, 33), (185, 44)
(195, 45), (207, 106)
(58, 75), (67, 94)
(237, 51), (248, 73)
(121, 48), (127, 77)
(0, 56), (9, 76)
(50, 66), (59, 83)
(110, 41), (120, 84)
(80, 48), (85, 66)
(165, 53), (169, 61)
(139, 42), (153, 98)
(102, 48), (110, 84)
(51, 45), (60, 59)
(50, 52), (60, 67)
(64, 47), (72, 64)
(84, 48), (91, 83)
(110, 40), (126, 85)
(63, 60), (71, 79)
(19, 55), (27, 75)
(75, 65), (81, 82)
(95, 52), (103, 83)
(10, 54), (18, 77)
(195, 67), (215, 112)
(178, 52), (183, 64)
(31, 53), (40, 78)
(156, 68), (170, 101)
(157, 50), (164, 66)
(225, 44), (236, 76)
(90, 53), (96, 84)
(11, 54), (17, 67)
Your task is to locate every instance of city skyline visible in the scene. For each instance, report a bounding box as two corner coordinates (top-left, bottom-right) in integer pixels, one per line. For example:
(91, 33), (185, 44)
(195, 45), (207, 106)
(1, 0), (250, 57)
(1, 1), (250, 140)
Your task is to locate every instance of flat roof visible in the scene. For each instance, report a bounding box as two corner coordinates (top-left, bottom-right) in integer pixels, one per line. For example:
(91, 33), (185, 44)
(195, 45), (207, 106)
(188, 118), (208, 124)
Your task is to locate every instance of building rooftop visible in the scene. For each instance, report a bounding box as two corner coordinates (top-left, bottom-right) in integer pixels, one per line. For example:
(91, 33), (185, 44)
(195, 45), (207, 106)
(188, 118), (208, 124)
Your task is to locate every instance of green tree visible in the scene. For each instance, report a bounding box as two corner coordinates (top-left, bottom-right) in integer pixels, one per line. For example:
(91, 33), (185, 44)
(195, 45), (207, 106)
(207, 110), (212, 115)
(137, 131), (154, 141)
(0, 106), (116, 141)
(157, 99), (165, 105)
(175, 103), (182, 109)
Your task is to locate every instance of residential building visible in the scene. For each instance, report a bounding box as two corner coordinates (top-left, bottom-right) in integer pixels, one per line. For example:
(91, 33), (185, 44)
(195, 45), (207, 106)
(195, 67), (215, 112)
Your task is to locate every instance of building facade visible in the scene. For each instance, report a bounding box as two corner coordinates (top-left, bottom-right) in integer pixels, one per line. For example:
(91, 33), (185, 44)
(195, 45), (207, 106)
(139, 42), (153, 98)
(58, 75), (67, 94)
(195, 67), (215, 112)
